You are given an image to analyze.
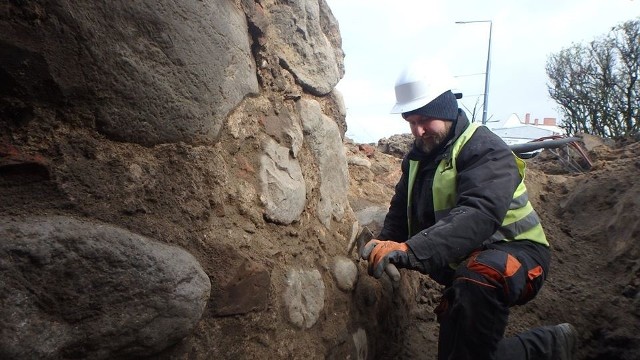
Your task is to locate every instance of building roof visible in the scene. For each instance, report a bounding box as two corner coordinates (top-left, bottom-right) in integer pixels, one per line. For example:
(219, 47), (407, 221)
(488, 113), (564, 145)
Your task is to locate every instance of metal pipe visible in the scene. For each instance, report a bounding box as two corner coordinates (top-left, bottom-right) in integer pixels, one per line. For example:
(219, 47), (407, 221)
(508, 137), (582, 154)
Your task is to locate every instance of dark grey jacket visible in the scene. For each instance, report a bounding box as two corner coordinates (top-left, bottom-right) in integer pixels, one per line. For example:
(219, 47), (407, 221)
(378, 110), (522, 274)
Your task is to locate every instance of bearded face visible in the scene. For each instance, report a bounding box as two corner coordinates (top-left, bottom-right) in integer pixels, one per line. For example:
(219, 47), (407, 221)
(404, 115), (453, 154)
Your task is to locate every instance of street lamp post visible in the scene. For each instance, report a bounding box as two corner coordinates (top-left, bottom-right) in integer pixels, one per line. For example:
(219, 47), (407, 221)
(455, 20), (492, 125)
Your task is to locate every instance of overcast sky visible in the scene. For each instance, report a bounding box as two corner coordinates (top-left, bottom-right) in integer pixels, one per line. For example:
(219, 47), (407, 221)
(325, 0), (640, 143)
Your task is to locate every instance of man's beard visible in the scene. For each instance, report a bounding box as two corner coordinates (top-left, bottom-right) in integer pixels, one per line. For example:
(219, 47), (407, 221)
(415, 122), (452, 154)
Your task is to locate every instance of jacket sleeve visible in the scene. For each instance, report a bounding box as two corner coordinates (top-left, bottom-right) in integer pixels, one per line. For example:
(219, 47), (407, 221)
(377, 156), (409, 241)
(405, 128), (521, 272)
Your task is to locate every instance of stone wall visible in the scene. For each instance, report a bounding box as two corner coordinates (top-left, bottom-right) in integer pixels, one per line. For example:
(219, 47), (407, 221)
(0, 1), (418, 359)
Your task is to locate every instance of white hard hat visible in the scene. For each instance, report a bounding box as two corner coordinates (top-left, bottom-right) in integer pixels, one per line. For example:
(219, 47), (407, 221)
(390, 59), (458, 114)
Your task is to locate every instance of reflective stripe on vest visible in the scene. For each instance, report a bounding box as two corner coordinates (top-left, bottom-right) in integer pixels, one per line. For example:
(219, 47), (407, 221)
(407, 159), (420, 236)
(407, 123), (548, 246)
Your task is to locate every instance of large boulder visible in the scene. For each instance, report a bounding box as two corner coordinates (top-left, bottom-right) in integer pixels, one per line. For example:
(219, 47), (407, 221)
(0, 0), (258, 145)
(262, 0), (344, 95)
(0, 215), (211, 360)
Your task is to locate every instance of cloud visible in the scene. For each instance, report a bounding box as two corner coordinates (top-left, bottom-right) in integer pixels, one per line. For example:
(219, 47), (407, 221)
(336, 78), (394, 111)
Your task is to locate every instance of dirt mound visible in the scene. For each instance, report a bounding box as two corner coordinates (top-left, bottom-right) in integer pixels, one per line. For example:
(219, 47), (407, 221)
(525, 139), (640, 359)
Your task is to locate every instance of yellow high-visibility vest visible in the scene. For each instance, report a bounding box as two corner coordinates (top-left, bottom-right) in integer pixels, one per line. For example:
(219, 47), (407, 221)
(407, 123), (548, 246)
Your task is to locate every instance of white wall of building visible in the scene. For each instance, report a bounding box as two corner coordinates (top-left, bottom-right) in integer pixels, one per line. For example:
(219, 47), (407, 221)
(488, 113), (564, 145)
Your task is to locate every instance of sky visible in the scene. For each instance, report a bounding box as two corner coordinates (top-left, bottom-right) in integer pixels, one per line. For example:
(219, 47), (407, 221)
(325, 0), (640, 143)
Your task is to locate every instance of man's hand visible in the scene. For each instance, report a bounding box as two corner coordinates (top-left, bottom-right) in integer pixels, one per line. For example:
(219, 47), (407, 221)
(361, 240), (410, 279)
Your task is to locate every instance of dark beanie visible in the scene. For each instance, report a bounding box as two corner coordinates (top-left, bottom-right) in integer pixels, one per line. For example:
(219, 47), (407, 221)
(402, 90), (459, 121)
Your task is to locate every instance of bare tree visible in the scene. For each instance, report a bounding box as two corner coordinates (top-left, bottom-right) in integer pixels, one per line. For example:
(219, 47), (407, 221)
(546, 18), (640, 138)
(612, 20), (640, 136)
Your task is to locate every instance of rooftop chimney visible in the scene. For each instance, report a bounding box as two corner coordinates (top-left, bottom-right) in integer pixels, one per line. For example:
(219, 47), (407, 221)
(525, 113), (531, 124)
(543, 118), (556, 126)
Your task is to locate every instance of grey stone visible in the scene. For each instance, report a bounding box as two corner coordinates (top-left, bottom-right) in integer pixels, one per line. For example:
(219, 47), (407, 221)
(0, 0), (258, 145)
(353, 328), (368, 360)
(332, 256), (358, 292)
(378, 134), (415, 158)
(260, 138), (307, 224)
(347, 155), (372, 168)
(0, 215), (211, 360)
(355, 206), (389, 231)
(262, 110), (304, 159)
(298, 98), (349, 227)
(266, 0), (344, 95)
(283, 269), (325, 329)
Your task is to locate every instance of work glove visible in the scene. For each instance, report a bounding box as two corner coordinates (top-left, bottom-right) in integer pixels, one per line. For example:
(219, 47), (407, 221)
(361, 240), (425, 279)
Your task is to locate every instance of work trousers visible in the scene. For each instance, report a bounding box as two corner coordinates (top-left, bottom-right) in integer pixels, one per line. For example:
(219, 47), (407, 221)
(433, 240), (558, 360)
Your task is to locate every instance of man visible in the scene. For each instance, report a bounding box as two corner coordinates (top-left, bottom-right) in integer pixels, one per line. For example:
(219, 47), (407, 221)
(361, 60), (577, 360)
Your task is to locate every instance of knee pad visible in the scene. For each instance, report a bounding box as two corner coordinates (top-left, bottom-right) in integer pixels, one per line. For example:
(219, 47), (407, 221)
(458, 249), (544, 305)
